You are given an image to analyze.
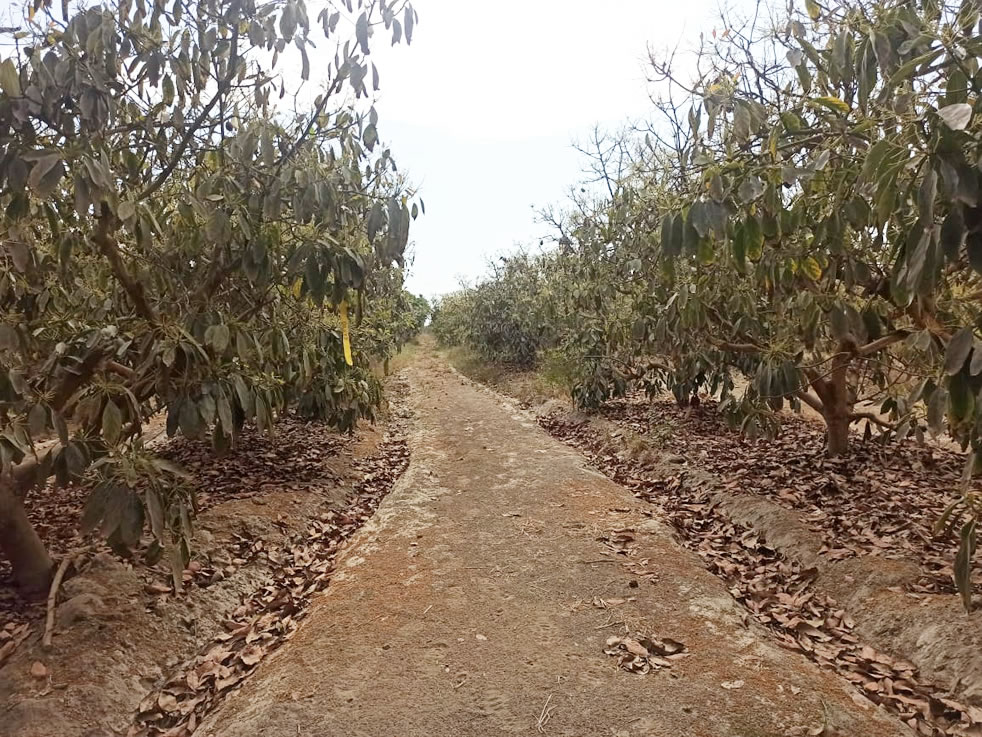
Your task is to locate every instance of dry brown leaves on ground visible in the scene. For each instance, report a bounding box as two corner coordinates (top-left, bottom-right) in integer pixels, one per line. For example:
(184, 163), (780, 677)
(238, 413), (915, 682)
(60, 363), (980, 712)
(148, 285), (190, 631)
(595, 396), (969, 595)
(0, 414), (355, 637)
(603, 633), (687, 674)
(540, 411), (982, 737)
(129, 391), (412, 737)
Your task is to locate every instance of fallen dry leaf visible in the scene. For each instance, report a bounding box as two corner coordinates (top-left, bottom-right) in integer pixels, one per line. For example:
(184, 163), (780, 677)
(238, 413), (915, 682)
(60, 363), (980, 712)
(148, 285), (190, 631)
(239, 646), (263, 667)
(157, 693), (178, 713)
(0, 640), (16, 666)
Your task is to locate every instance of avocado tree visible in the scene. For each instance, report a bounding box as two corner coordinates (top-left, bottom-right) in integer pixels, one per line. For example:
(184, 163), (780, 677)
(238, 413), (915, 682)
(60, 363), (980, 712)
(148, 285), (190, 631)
(591, 0), (982, 461)
(0, 0), (420, 593)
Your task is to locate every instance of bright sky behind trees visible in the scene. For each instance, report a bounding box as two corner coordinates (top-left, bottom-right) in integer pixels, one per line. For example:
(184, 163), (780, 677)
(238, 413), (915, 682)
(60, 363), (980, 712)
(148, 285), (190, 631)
(369, 0), (745, 297)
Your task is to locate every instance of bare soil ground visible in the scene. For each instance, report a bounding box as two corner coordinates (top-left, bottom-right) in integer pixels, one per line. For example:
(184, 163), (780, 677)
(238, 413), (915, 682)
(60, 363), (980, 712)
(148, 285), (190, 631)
(0, 380), (411, 737)
(198, 339), (908, 737)
(446, 346), (982, 736)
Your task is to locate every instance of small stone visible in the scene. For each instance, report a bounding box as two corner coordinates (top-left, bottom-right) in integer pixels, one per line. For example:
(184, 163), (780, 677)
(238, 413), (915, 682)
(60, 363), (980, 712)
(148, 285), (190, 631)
(30, 661), (47, 679)
(58, 593), (106, 628)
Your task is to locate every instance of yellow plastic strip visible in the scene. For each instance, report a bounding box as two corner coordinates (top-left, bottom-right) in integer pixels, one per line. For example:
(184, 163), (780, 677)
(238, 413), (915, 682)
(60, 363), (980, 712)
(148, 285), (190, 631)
(340, 300), (353, 366)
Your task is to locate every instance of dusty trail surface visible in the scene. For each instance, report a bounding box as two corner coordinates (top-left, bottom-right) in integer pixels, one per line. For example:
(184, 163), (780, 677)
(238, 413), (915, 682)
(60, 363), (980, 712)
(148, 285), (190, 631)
(202, 344), (905, 737)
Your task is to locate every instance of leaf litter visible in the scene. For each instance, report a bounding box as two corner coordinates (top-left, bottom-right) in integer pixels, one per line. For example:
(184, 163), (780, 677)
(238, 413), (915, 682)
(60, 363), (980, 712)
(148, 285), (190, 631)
(539, 404), (982, 737)
(594, 395), (975, 596)
(603, 632), (688, 674)
(127, 384), (413, 737)
(0, 412), (357, 640)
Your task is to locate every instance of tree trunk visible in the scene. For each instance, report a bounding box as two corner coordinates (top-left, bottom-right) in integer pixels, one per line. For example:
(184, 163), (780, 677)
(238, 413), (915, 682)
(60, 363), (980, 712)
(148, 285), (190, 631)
(825, 413), (851, 458)
(810, 345), (855, 458)
(0, 481), (53, 596)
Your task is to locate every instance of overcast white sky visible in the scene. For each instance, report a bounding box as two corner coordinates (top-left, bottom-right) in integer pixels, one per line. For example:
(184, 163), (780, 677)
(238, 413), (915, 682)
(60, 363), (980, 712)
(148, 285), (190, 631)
(368, 0), (739, 298)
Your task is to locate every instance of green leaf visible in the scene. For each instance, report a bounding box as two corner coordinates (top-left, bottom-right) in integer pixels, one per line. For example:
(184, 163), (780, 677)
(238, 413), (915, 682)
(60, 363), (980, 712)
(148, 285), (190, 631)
(145, 487), (165, 540)
(927, 386), (947, 435)
(102, 400), (123, 445)
(668, 213), (683, 258)
(949, 372), (974, 420)
(179, 399), (202, 439)
(745, 216), (763, 260)
(363, 123), (378, 151)
(689, 202), (710, 239)
(941, 208), (966, 261)
(206, 209), (231, 244)
(355, 12), (370, 55)
(946, 328), (975, 375)
(954, 519), (977, 613)
(279, 1), (297, 40)
(27, 403), (46, 437)
(697, 236), (714, 265)
(27, 154), (64, 197)
(404, 5), (414, 44)
(80, 483), (114, 534)
(118, 199), (137, 222)
(861, 140), (894, 182)
(885, 48), (944, 91)
(0, 59), (20, 96)
(809, 95), (850, 115)
(801, 256), (822, 281)
(117, 492), (144, 548)
(731, 222), (747, 268)
(205, 324), (230, 353)
(804, 0), (820, 20)
(233, 375), (254, 416)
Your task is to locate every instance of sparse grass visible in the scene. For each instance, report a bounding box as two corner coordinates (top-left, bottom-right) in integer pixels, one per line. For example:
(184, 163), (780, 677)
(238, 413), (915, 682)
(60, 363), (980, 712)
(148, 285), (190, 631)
(388, 338), (422, 373)
(441, 346), (571, 406)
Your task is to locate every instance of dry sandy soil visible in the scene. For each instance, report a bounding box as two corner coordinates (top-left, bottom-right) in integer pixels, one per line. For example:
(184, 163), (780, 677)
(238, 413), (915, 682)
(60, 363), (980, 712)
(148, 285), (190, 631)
(197, 342), (907, 737)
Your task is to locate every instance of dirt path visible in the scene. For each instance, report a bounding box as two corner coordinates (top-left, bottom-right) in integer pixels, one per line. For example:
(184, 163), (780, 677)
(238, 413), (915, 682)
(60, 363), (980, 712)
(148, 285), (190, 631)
(200, 343), (906, 737)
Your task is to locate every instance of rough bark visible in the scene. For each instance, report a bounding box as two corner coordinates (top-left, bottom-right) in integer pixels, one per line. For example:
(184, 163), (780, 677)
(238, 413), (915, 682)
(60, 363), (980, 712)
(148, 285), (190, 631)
(805, 344), (855, 458)
(825, 413), (851, 458)
(0, 480), (53, 595)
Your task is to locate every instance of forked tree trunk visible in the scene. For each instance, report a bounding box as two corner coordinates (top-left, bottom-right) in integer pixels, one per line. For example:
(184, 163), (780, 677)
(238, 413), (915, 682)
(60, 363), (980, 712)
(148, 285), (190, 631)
(0, 480), (53, 595)
(808, 347), (855, 458)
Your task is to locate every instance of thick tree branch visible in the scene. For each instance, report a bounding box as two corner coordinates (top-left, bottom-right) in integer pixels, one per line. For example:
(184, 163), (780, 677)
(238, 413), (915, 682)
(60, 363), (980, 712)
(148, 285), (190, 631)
(856, 330), (909, 357)
(849, 411), (896, 431)
(713, 340), (762, 354)
(105, 360), (135, 380)
(92, 205), (157, 324)
(796, 389), (826, 415)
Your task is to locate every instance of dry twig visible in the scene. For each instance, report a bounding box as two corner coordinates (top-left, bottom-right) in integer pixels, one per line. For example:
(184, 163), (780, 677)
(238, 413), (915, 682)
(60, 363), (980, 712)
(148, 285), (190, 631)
(42, 553), (76, 650)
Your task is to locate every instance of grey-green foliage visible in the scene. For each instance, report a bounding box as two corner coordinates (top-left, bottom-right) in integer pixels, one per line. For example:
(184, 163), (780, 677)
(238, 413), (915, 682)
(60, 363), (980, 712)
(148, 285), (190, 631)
(0, 0), (421, 592)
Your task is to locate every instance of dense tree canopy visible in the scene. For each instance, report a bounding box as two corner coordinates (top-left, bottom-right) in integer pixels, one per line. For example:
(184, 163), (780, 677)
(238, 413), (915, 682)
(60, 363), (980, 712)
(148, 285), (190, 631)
(431, 0), (982, 608)
(0, 0), (423, 593)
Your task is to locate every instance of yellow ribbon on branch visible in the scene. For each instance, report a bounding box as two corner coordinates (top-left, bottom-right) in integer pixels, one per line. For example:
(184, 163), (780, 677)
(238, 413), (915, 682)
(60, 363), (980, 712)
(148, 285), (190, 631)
(339, 300), (353, 366)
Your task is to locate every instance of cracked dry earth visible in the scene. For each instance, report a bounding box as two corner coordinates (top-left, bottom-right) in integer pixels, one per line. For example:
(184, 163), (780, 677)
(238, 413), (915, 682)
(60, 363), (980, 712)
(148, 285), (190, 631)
(200, 346), (908, 737)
